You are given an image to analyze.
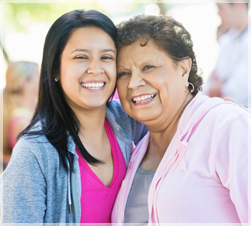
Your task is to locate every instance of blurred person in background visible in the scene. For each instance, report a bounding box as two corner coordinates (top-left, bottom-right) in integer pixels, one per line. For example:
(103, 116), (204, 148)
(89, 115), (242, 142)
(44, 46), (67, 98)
(2, 61), (39, 169)
(203, 0), (250, 106)
(215, 1), (234, 40)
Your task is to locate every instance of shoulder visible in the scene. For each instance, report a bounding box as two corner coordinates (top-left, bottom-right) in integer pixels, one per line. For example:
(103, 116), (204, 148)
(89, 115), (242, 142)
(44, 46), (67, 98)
(185, 93), (250, 134)
(106, 100), (132, 130)
(218, 29), (236, 45)
(106, 100), (147, 144)
(196, 97), (250, 138)
(106, 100), (128, 118)
(11, 124), (63, 175)
(205, 100), (249, 124)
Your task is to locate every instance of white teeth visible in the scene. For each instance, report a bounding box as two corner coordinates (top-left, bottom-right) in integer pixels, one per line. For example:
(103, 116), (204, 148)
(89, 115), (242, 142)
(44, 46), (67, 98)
(81, 82), (105, 89)
(132, 94), (156, 103)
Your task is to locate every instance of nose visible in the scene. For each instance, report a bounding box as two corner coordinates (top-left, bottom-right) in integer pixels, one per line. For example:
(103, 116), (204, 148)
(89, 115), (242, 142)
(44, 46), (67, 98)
(87, 59), (104, 76)
(128, 72), (146, 90)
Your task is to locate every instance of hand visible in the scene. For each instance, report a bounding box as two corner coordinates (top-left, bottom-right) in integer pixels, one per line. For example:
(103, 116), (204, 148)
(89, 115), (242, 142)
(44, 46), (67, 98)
(223, 97), (238, 104)
(224, 97), (250, 113)
(208, 78), (223, 98)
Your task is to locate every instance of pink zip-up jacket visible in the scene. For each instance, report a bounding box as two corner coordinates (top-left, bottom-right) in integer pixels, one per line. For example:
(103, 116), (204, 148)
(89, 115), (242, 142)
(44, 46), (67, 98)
(112, 92), (250, 224)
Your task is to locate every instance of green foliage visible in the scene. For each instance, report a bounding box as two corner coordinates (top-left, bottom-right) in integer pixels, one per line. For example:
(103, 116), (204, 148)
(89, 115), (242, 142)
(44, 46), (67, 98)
(3, 3), (104, 31)
(3, 1), (170, 32)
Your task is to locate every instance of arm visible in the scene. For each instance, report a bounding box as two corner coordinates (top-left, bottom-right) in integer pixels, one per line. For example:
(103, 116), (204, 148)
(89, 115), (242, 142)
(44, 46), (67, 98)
(129, 117), (148, 145)
(203, 71), (223, 97)
(0, 138), (46, 223)
(224, 97), (251, 113)
(107, 99), (148, 145)
(220, 59), (249, 106)
(8, 115), (31, 148)
(214, 115), (250, 223)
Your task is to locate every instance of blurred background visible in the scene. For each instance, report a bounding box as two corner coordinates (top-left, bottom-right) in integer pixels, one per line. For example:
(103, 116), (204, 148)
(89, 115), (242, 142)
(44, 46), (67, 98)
(0, 1), (227, 89)
(0, 1), (250, 172)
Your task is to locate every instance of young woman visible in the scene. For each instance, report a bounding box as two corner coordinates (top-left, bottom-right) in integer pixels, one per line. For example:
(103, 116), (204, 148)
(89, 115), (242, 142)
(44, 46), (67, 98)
(0, 10), (147, 223)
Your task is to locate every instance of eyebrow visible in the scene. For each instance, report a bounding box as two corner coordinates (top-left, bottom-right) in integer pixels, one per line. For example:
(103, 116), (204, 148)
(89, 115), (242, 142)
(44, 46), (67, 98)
(117, 65), (129, 70)
(102, 49), (116, 54)
(71, 48), (116, 54)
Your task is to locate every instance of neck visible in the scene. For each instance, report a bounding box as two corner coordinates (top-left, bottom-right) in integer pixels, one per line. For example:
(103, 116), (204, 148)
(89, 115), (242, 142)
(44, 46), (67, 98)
(73, 105), (107, 140)
(147, 93), (193, 156)
(73, 105), (110, 160)
(235, 15), (249, 33)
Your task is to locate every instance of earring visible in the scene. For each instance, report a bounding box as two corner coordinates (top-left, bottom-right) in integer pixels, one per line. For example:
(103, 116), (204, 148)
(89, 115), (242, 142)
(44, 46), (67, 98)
(188, 82), (194, 93)
(185, 82), (194, 93)
(55, 78), (58, 82)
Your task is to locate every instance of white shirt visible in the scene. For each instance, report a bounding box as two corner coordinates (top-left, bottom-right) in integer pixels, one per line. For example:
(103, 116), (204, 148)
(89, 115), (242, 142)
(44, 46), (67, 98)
(203, 24), (250, 106)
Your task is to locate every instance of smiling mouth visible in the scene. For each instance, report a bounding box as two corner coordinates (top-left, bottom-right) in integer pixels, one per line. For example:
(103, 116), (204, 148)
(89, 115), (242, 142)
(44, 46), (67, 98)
(81, 82), (105, 89)
(132, 93), (157, 104)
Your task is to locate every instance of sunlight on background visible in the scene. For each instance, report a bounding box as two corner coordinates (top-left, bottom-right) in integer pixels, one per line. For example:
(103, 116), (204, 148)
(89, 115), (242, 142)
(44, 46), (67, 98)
(145, 4), (160, 15)
(1, 2), (224, 90)
(167, 3), (221, 82)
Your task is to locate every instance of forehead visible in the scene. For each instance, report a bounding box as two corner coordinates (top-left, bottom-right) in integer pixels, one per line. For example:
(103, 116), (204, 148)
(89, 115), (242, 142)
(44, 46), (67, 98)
(64, 26), (115, 50)
(117, 40), (168, 64)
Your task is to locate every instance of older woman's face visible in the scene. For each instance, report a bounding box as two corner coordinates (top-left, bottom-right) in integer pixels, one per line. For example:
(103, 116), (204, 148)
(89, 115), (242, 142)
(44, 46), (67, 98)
(117, 40), (189, 124)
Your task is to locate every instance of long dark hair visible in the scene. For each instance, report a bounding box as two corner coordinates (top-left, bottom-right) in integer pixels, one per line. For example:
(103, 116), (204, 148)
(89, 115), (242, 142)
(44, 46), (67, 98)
(19, 10), (117, 172)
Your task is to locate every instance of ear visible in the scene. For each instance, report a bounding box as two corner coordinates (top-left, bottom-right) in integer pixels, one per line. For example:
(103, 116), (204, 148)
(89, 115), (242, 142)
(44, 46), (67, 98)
(180, 58), (192, 81)
(55, 73), (60, 82)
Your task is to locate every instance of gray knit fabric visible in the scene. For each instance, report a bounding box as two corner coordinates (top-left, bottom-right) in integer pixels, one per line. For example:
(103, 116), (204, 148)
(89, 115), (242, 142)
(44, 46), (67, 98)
(124, 165), (156, 224)
(0, 100), (148, 224)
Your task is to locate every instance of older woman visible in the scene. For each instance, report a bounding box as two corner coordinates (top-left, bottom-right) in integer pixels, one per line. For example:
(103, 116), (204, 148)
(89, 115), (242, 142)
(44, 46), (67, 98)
(112, 15), (250, 224)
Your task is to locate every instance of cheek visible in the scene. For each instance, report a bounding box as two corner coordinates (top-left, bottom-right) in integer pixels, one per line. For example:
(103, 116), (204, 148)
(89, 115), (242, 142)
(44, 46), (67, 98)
(61, 60), (87, 79)
(117, 79), (128, 98)
(156, 73), (183, 99)
(117, 80), (131, 106)
(105, 63), (117, 81)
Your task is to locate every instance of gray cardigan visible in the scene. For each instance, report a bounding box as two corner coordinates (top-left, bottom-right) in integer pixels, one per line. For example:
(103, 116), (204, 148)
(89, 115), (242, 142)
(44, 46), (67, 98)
(0, 100), (147, 224)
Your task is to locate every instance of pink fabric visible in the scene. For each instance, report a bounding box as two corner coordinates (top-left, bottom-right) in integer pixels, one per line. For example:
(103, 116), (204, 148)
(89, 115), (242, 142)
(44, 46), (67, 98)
(76, 119), (126, 223)
(112, 89), (120, 100)
(112, 92), (250, 224)
(8, 108), (33, 148)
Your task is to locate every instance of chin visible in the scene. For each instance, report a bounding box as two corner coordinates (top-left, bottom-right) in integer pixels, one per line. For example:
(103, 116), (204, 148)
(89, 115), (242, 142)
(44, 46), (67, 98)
(132, 110), (161, 124)
(86, 99), (107, 108)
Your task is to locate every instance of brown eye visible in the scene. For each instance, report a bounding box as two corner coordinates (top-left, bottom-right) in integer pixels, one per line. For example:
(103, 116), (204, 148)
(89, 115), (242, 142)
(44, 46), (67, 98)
(143, 65), (154, 70)
(74, 56), (88, 60)
(102, 56), (113, 60)
(118, 71), (130, 78)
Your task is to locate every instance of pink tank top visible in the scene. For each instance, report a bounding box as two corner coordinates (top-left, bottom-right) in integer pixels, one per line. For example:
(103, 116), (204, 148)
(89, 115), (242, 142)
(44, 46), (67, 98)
(76, 119), (126, 223)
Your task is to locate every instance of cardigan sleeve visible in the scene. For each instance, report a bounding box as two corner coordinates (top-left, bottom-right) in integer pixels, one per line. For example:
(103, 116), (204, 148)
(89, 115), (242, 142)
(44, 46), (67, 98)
(214, 114), (250, 223)
(129, 116), (148, 146)
(0, 137), (46, 223)
(106, 99), (148, 145)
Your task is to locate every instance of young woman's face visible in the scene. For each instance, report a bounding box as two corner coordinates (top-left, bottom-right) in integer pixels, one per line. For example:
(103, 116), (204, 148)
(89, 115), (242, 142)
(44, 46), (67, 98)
(116, 40), (189, 124)
(60, 27), (116, 111)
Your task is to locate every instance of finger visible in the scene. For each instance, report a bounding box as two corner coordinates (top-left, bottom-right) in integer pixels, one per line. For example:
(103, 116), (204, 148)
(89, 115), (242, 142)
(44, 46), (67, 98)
(223, 97), (238, 104)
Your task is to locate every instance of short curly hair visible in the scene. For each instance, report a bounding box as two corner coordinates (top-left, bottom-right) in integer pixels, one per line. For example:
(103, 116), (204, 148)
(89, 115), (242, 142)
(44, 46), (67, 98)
(116, 15), (203, 94)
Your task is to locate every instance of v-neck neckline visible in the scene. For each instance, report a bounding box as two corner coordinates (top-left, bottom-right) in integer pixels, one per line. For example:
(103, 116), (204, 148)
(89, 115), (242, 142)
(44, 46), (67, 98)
(76, 119), (119, 189)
